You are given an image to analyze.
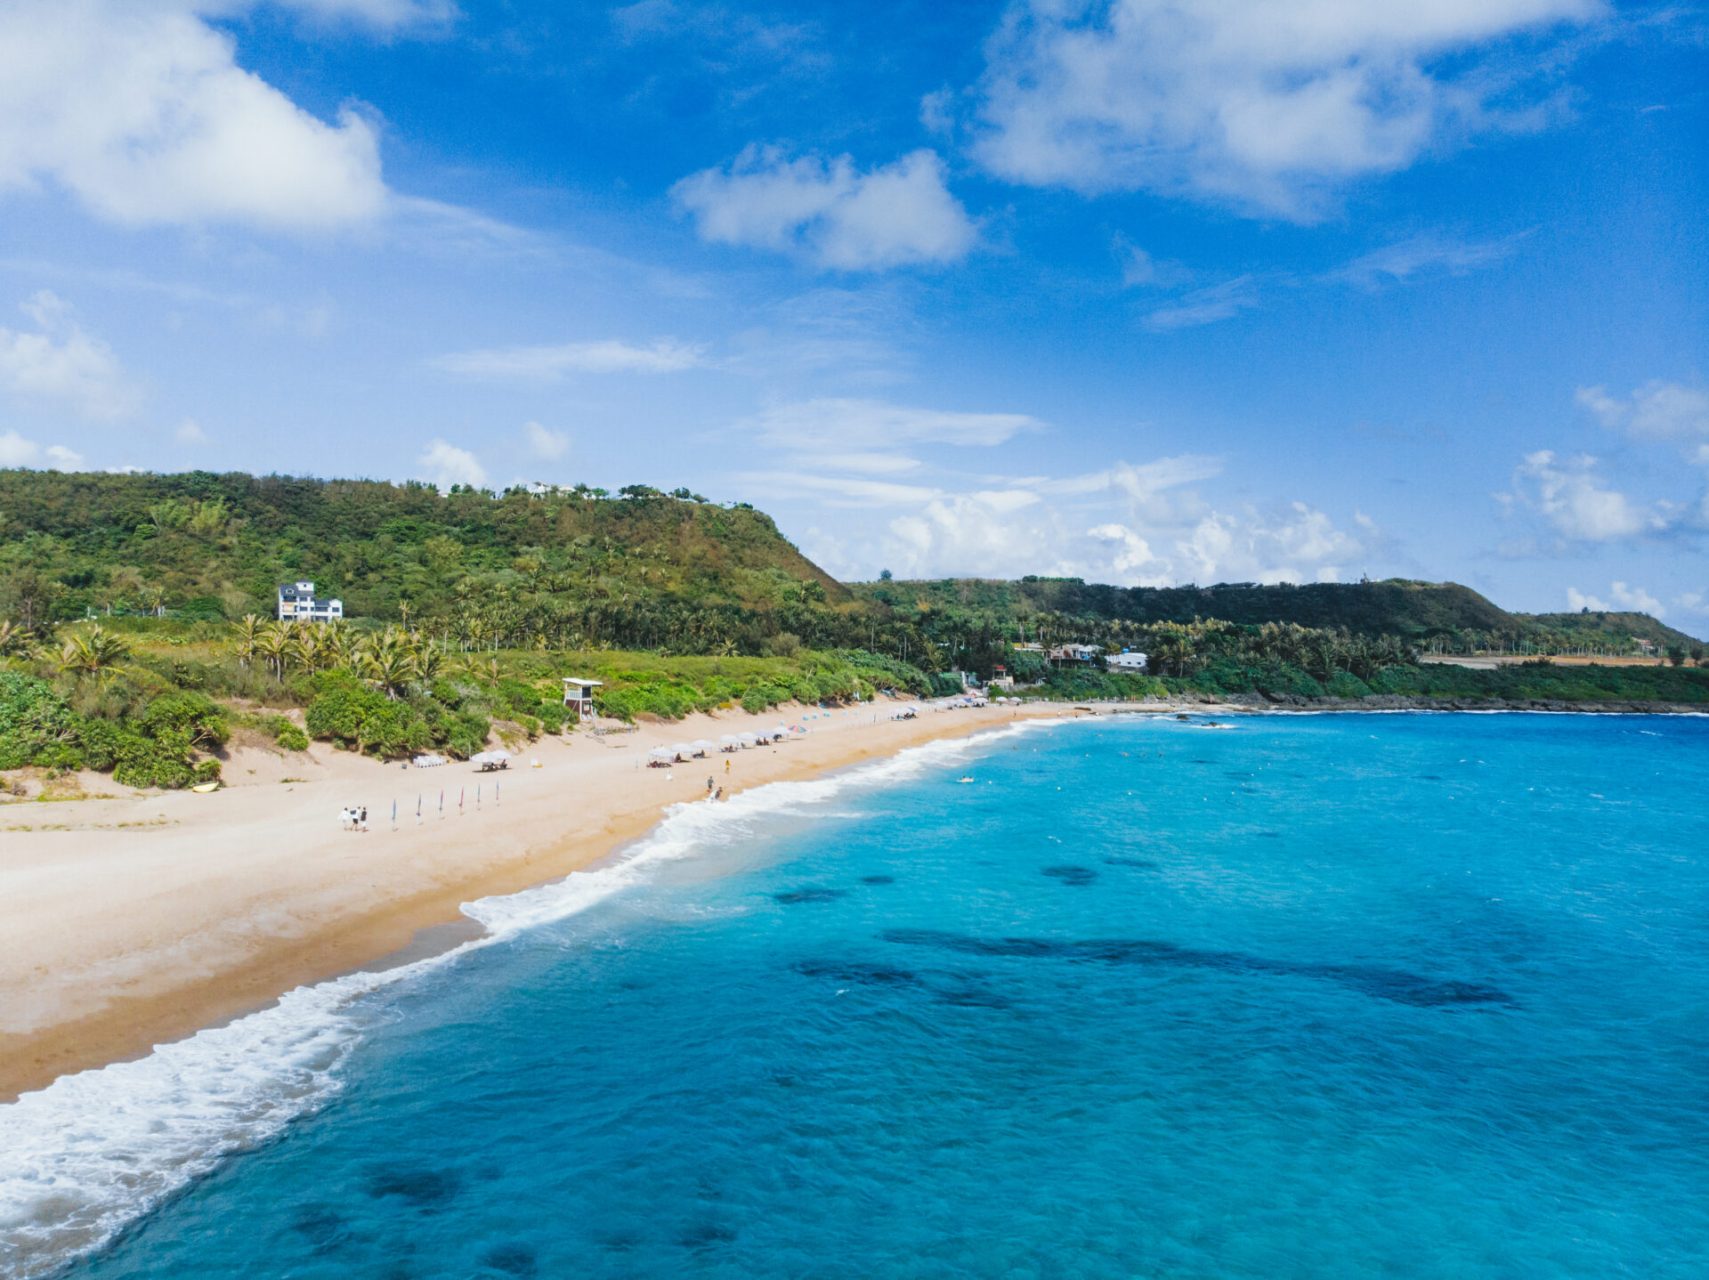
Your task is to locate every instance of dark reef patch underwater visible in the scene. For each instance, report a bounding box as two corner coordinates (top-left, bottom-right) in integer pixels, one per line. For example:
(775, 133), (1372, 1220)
(24, 714), (1709, 1280)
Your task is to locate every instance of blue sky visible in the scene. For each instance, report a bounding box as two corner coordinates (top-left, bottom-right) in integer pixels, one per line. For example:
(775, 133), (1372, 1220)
(0, 1), (1705, 625)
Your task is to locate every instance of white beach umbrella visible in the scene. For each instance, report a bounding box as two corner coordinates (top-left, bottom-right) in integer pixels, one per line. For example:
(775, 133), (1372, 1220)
(692, 739), (715, 753)
(772, 724), (789, 739)
(669, 742), (692, 758)
(739, 731), (759, 746)
(720, 734), (742, 749)
(647, 746), (673, 761)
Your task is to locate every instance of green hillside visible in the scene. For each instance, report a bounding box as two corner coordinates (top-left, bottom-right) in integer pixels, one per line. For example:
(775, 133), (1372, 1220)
(855, 577), (1703, 653)
(855, 577), (1510, 639)
(0, 470), (853, 651)
(1520, 610), (1702, 654)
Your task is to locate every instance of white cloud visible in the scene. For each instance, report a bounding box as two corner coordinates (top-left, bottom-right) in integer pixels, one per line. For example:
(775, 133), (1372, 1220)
(174, 417), (207, 445)
(1566, 581), (1665, 616)
(1508, 450), (1661, 541)
(0, 0), (391, 230)
(523, 420), (568, 460)
(433, 338), (705, 380)
(972, 0), (1601, 217)
(672, 146), (978, 270)
(1576, 380), (1709, 439)
(417, 438), (485, 490)
(774, 445), (1368, 586)
(748, 397), (1040, 451)
(0, 291), (140, 420)
(266, 0), (458, 29)
(1327, 232), (1528, 288)
(1114, 239), (1193, 289)
(1143, 275), (1262, 331)
(0, 429), (84, 469)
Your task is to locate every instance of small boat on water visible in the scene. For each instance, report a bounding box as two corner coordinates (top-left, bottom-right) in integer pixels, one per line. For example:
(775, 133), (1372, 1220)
(956, 775), (975, 785)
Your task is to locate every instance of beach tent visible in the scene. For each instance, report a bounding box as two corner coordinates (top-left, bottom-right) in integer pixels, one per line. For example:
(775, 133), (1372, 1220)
(691, 739), (715, 756)
(669, 742), (693, 761)
(738, 731), (759, 747)
(719, 734), (742, 751)
(771, 725), (789, 741)
(647, 746), (673, 763)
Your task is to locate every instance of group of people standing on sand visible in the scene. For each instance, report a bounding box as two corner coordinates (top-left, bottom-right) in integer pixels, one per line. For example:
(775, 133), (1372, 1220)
(339, 805), (369, 832)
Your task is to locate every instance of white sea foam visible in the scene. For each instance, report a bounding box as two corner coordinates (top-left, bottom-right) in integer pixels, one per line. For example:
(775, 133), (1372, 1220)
(0, 720), (1043, 1279)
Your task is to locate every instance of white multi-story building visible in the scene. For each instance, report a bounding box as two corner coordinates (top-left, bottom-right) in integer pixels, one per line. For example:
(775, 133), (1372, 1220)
(276, 580), (344, 623)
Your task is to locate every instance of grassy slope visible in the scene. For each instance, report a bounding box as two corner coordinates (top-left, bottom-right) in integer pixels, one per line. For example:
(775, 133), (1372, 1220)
(0, 470), (848, 621)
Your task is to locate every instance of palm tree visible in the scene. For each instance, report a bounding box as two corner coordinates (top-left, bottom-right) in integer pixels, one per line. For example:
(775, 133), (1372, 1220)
(58, 624), (130, 678)
(232, 614), (265, 666)
(0, 619), (24, 657)
(359, 625), (417, 697)
(412, 639), (448, 684)
(255, 621), (294, 680)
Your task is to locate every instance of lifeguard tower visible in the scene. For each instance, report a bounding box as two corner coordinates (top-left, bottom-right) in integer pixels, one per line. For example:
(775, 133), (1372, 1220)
(561, 678), (602, 719)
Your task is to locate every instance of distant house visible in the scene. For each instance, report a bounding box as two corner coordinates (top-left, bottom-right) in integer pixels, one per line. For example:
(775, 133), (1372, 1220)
(276, 580), (343, 623)
(1048, 643), (1102, 665)
(562, 678), (603, 718)
(988, 663), (1016, 690)
(1107, 650), (1149, 673)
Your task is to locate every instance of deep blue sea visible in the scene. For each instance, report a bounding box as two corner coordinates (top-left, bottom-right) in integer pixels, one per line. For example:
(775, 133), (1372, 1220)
(5, 713), (1708, 1279)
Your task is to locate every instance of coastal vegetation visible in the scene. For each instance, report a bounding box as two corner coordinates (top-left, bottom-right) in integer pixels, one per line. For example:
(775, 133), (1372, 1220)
(857, 576), (1703, 660)
(2, 469), (1706, 789)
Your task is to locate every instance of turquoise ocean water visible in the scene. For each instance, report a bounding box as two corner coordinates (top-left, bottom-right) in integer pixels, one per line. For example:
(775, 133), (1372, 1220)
(3, 713), (1707, 1278)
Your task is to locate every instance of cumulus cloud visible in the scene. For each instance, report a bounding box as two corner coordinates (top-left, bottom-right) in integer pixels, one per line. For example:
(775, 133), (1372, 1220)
(1566, 581), (1665, 616)
(971, 0), (1601, 217)
(174, 417), (208, 445)
(0, 291), (140, 420)
(0, 429), (85, 469)
(1506, 450), (1662, 542)
(762, 446), (1369, 585)
(523, 420), (568, 460)
(433, 339), (705, 380)
(864, 478), (1368, 585)
(1576, 380), (1709, 439)
(417, 438), (485, 490)
(0, 0), (392, 230)
(672, 146), (978, 270)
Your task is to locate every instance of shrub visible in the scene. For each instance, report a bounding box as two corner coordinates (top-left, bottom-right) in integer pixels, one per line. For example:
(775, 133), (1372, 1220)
(0, 672), (79, 770)
(271, 717), (309, 751)
(445, 709), (490, 758)
(306, 672), (431, 758)
(138, 690), (228, 750)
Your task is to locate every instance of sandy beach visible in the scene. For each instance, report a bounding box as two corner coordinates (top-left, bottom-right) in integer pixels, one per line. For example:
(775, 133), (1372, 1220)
(0, 699), (1103, 1102)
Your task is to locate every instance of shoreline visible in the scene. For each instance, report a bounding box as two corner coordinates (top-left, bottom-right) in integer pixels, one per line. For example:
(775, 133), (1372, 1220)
(2, 695), (1685, 1103)
(0, 700), (1092, 1102)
